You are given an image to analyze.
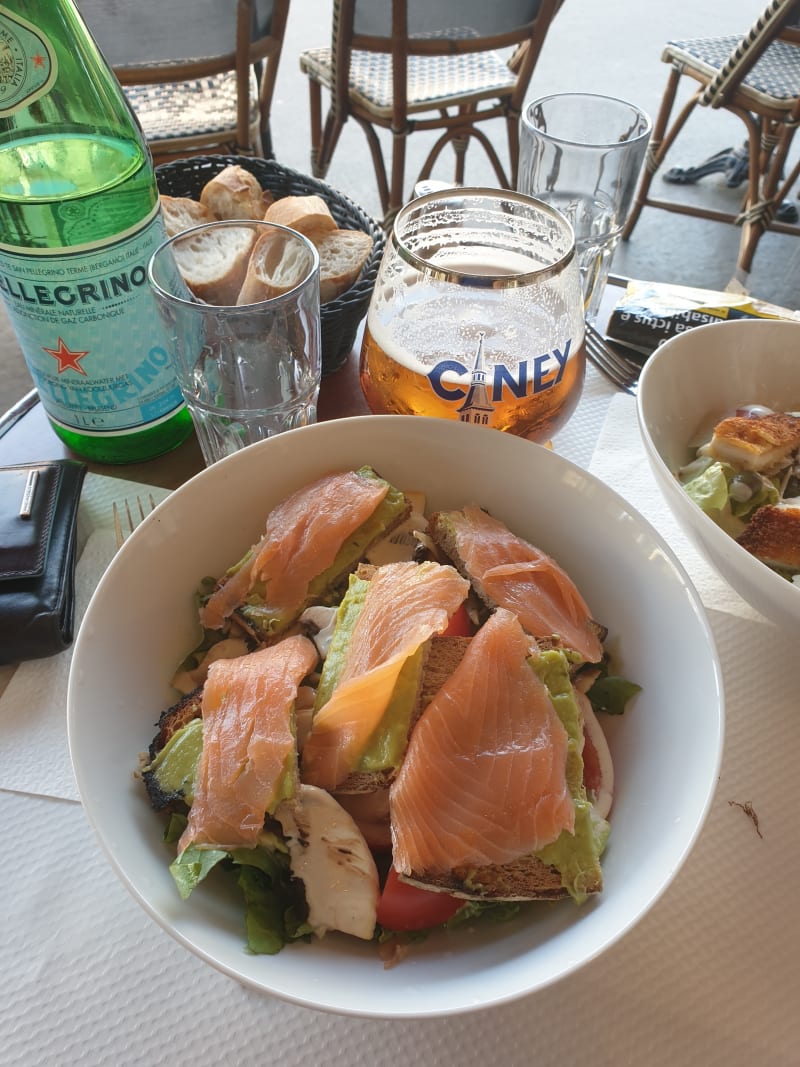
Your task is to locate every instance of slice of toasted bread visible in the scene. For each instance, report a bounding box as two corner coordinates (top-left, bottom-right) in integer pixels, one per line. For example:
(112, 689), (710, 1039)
(709, 412), (800, 474)
(171, 222), (257, 305)
(402, 853), (600, 901)
(159, 194), (214, 237)
(427, 510), (608, 658)
(147, 688), (204, 761)
(199, 164), (268, 220)
(315, 228), (373, 302)
(236, 227), (317, 304)
(736, 503), (800, 570)
(329, 633), (469, 797)
(263, 194), (337, 238)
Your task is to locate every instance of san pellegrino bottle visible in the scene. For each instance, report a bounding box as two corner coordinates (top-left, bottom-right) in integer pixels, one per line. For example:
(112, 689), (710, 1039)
(0, 0), (192, 463)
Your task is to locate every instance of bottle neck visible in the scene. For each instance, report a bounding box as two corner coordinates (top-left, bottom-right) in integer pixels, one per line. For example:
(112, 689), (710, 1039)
(0, 1), (142, 140)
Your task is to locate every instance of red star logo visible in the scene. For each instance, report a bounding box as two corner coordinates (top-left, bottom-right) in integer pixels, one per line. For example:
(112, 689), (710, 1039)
(31, 52), (47, 68)
(43, 337), (90, 375)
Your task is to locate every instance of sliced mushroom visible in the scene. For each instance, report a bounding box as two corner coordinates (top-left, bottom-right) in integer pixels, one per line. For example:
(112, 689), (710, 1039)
(276, 784), (379, 940)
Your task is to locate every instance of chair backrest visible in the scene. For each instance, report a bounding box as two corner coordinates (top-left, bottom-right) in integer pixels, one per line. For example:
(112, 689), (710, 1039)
(330, 0), (563, 124)
(350, 0), (551, 43)
(77, 0), (280, 71)
(700, 0), (800, 107)
(76, 0), (289, 151)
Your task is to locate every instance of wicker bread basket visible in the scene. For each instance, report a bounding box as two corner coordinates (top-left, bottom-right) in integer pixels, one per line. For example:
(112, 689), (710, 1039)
(155, 155), (385, 375)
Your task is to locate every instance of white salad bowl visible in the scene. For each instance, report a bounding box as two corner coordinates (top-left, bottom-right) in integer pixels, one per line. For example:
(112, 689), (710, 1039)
(637, 317), (800, 631)
(68, 415), (723, 1019)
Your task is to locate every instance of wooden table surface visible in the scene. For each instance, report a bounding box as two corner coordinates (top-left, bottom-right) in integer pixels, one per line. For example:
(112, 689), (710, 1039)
(0, 334), (372, 489)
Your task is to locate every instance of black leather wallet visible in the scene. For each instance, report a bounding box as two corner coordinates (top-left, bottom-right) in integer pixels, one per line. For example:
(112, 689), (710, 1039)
(0, 460), (87, 664)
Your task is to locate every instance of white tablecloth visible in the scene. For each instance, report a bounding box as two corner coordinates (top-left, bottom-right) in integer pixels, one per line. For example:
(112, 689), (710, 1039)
(1, 366), (796, 1067)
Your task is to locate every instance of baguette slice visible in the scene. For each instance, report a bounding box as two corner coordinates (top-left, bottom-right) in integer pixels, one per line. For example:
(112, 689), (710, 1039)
(159, 194), (214, 237)
(199, 164), (269, 220)
(316, 228), (373, 302)
(236, 228), (317, 304)
(264, 194), (337, 238)
(172, 224), (257, 305)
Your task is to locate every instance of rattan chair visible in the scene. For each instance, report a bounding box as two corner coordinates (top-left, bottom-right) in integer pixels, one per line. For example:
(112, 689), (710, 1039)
(299, 0), (564, 223)
(621, 0), (800, 288)
(77, 0), (290, 163)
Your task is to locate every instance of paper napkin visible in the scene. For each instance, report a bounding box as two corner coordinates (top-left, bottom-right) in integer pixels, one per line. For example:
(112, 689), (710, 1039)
(0, 475), (170, 801)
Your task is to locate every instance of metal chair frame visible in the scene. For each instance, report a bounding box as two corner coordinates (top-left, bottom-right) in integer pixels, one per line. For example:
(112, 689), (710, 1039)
(300, 0), (564, 223)
(621, 0), (800, 286)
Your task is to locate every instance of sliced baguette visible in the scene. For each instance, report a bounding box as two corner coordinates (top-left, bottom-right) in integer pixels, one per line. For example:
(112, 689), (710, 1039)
(199, 164), (270, 220)
(263, 194), (337, 238)
(315, 228), (373, 302)
(172, 224), (257, 305)
(236, 227), (317, 304)
(160, 194), (214, 237)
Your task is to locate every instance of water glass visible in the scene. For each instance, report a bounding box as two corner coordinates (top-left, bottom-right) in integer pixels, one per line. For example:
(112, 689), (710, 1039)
(148, 220), (321, 466)
(518, 92), (651, 322)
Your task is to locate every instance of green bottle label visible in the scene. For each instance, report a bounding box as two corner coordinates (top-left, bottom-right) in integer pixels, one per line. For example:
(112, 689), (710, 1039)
(0, 207), (185, 435)
(0, 9), (57, 117)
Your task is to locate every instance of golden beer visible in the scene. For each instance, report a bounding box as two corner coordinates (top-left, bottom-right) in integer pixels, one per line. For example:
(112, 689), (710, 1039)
(359, 189), (585, 443)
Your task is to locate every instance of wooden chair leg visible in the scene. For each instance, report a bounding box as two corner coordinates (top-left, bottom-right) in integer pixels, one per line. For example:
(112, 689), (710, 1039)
(736, 112), (769, 277)
(389, 128), (408, 219)
(452, 132), (469, 185)
(417, 126), (509, 189)
(314, 106), (346, 180)
(734, 107), (797, 278)
(353, 116), (392, 217)
(622, 65), (691, 240)
(506, 112), (521, 190)
(307, 78), (323, 172)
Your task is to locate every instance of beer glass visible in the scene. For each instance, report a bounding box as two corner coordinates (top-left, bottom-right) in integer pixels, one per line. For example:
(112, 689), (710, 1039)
(359, 188), (585, 443)
(518, 92), (651, 323)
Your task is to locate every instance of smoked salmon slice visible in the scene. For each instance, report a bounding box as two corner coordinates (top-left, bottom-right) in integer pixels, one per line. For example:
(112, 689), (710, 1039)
(301, 561), (469, 792)
(178, 635), (318, 853)
(200, 469), (393, 632)
(429, 505), (603, 664)
(390, 608), (575, 875)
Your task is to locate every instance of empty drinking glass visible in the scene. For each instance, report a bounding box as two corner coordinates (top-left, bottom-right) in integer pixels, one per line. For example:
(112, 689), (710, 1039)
(148, 220), (321, 466)
(518, 92), (651, 322)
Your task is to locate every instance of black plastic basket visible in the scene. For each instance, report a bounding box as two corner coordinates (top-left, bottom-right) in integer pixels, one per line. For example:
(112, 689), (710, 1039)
(155, 155), (385, 375)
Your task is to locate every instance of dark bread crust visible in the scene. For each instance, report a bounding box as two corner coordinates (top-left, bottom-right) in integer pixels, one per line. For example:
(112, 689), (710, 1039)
(143, 688), (204, 812)
(148, 688), (203, 762)
(333, 635), (471, 794)
(736, 504), (800, 570)
(403, 853), (602, 901)
(710, 412), (800, 474)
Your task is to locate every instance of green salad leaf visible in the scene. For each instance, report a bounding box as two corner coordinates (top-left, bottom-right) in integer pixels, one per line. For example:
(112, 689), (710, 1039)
(170, 845), (228, 900)
(681, 460), (731, 515)
(587, 674), (642, 716)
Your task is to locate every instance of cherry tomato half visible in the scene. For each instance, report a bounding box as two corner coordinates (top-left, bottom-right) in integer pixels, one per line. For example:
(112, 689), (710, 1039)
(376, 867), (463, 931)
(442, 602), (474, 637)
(582, 730), (602, 795)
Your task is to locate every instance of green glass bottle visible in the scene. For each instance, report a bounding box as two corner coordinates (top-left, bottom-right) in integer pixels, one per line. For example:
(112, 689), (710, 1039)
(0, 0), (193, 463)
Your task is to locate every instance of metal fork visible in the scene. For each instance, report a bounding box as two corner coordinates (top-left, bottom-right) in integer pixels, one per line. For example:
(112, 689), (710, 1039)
(584, 322), (642, 396)
(112, 493), (158, 548)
